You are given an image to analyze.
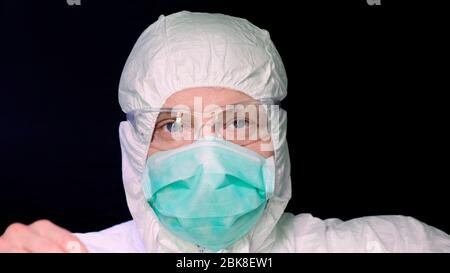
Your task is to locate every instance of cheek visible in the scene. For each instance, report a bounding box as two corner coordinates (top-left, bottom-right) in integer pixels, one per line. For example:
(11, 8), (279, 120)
(147, 146), (159, 157)
(244, 141), (274, 158)
(147, 141), (274, 158)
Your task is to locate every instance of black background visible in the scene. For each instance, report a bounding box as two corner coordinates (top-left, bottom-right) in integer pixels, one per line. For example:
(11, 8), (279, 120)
(1, 0), (448, 235)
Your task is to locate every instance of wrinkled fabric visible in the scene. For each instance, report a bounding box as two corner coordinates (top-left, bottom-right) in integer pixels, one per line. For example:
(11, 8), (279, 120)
(75, 11), (450, 252)
(77, 214), (450, 253)
(142, 137), (275, 251)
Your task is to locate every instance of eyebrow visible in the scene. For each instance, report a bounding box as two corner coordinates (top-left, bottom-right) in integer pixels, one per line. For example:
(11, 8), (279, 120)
(156, 112), (177, 122)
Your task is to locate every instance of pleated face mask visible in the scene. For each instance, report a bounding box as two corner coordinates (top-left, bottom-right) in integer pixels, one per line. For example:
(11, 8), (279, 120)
(141, 137), (275, 251)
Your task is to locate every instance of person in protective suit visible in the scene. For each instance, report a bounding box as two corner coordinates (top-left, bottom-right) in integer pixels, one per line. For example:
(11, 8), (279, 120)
(1, 11), (449, 253)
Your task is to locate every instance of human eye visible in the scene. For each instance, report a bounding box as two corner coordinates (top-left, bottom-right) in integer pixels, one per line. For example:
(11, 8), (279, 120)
(156, 119), (182, 133)
(232, 118), (249, 129)
(223, 115), (254, 132)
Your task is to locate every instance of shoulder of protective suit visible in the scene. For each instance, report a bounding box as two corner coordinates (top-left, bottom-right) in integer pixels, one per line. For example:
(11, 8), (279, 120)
(74, 220), (146, 253)
(273, 213), (450, 253)
(74, 215), (450, 253)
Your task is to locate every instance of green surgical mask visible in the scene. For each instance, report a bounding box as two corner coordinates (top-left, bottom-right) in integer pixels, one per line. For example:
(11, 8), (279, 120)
(141, 137), (275, 251)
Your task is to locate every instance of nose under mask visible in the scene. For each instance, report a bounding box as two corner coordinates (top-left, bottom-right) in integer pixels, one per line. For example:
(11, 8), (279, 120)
(141, 137), (275, 251)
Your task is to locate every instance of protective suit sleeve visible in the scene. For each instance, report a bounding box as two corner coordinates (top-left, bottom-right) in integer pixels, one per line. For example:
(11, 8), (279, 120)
(409, 217), (450, 252)
(288, 214), (450, 252)
(74, 221), (145, 253)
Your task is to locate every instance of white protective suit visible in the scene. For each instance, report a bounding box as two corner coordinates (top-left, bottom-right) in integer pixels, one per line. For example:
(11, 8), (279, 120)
(75, 11), (450, 253)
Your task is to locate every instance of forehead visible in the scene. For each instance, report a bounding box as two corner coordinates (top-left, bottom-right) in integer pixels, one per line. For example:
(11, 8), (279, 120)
(162, 87), (254, 108)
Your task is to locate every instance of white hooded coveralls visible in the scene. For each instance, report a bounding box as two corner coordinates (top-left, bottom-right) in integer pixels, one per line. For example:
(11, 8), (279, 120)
(76, 11), (450, 253)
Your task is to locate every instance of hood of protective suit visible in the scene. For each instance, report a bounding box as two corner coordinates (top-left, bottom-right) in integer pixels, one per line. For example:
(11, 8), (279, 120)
(118, 11), (290, 252)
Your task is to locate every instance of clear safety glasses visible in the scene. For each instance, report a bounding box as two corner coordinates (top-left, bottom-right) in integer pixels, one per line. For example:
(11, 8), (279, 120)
(126, 98), (280, 151)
